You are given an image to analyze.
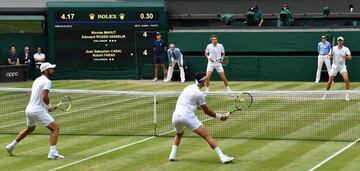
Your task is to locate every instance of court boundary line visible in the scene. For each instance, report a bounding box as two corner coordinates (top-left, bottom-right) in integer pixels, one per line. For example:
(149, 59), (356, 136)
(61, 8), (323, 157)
(308, 137), (360, 171)
(49, 117), (213, 171)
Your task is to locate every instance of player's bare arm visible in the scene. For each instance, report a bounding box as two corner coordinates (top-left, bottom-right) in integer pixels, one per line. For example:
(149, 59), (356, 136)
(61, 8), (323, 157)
(200, 104), (228, 121)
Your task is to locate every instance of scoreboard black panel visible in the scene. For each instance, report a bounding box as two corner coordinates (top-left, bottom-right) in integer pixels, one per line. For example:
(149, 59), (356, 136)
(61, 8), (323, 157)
(47, 2), (166, 78)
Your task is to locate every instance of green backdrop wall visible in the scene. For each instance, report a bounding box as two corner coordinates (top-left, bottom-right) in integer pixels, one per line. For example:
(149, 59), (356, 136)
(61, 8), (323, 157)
(0, 33), (47, 65)
(168, 30), (360, 52)
(157, 30), (360, 81)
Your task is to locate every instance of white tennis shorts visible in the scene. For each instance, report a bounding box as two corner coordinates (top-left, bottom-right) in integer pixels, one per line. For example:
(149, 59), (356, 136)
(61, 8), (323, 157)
(26, 111), (54, 127)
(329, 65), (347, 76)
(206, 62), (224, 73)
(172, 115), (203, 133)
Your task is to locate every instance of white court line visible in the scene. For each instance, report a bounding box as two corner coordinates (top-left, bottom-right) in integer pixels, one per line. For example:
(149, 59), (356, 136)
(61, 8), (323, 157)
(308, 137), (360, 171)
(50, 117), (213, 171)
(0, 97), (139, 129)
(0, 95), (108, 118)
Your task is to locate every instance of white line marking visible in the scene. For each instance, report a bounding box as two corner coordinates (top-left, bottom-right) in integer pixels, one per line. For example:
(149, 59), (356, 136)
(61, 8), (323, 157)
(0, 97), (139, 129)
(308, 138), (360, 171)
(49, 117), (213, 171)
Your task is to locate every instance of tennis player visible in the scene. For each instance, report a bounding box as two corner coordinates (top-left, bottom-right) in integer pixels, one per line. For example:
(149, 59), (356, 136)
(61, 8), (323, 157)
(169, 72), (234, 164)
(315, 35), (332, 83)
(204, 35), (231, 92)
(323, 37), (352, 101)
(5, 62), (64, 159)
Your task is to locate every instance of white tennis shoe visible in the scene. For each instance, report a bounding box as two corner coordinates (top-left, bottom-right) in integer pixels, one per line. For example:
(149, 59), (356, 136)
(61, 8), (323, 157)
(169, 152), (176, 161)
(322, 94), (327, 100)
(152, 78), (158, 82)
(48, 150), (64, 160)
(220, 155), (234, 164)
(5, 144), (15, 156)
(345, 93), (350, 101)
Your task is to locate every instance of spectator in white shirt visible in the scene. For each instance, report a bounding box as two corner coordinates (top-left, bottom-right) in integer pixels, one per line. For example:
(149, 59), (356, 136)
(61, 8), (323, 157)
(33, 47), (46, 69)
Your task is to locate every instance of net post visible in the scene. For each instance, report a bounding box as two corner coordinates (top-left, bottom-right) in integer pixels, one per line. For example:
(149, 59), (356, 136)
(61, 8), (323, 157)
(153, 94), (158, 136)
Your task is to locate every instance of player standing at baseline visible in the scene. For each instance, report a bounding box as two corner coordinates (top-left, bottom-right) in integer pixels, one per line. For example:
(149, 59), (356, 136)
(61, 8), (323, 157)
(322, 37), (352, 101)
(204, 35), (231, 92)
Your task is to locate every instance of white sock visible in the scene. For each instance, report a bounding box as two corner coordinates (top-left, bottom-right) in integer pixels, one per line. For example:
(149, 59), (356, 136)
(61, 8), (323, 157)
(205, 87), (209, 92)
(10, 140), (18, 147)
(226, 86), (231, 90)
(170, 145), (177, 158)
(50, 145), (57, 152)
(214, 147), (224, 158)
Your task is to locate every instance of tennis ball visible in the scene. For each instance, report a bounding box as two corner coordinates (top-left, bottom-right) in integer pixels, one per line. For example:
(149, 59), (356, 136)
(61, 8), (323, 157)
(239, 98), (245, 102)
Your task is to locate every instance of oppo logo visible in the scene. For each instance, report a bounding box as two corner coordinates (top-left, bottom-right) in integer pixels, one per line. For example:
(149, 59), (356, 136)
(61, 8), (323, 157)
(5, 72), (19, 77)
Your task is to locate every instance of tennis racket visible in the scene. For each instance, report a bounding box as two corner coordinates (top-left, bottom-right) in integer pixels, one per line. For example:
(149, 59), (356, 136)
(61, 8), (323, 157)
(221, 56), (229, 66)
(56, 96), (72, 112)
(227, 92), (253, 116)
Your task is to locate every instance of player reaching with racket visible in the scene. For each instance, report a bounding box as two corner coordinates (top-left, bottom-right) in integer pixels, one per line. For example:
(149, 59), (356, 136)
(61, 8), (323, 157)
(204, 35), (231, 93)
(5, 62), (64, 159)
(169, 72), (234, 164)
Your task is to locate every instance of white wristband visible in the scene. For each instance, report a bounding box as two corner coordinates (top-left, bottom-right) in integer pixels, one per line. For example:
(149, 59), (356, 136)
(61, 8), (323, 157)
(215, 113), (222, 120)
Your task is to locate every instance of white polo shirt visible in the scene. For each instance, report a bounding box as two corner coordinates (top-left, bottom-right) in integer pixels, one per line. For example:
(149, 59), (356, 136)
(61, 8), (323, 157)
(331, 45), (351, 67)
(25, 75), (52, 113)
(172, 84), (206, 117)
(34, 53), (46, 63)
(205, 43), (225, 63)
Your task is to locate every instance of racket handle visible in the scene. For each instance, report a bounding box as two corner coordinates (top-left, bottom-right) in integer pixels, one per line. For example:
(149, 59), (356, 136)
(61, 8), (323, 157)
(225, 112), (231, 117)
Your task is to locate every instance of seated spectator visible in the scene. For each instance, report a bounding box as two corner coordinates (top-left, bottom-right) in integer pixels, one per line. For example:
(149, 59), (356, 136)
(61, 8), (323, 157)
(33, 47), (46, 69)
(7, 46), (19, 65)
(19, 46), (33, 65)
(244, 5), (264, 27)
(277, 4), (294, 27)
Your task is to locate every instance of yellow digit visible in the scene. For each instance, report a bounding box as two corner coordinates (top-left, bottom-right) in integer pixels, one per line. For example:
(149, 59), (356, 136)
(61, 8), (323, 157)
(143, 50), (148, 56)
(61, 13), (66, 20)
(143, 31), (147, 37)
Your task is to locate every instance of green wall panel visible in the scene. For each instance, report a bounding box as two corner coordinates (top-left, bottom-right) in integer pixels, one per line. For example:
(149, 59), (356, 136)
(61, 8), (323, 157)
(168, 31), (360, 52)
(0, 33), (47, 65)
(141, 56), (359, 81)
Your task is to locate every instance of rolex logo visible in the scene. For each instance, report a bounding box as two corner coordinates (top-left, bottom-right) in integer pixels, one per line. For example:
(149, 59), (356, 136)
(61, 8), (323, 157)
(89, 13), (95, 20)
(119, 13), (125, 20)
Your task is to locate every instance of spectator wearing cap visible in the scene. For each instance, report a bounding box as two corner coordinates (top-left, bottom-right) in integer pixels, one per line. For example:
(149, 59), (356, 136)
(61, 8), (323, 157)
(152, 32), (168, 82)
(7, 46), (19, 65)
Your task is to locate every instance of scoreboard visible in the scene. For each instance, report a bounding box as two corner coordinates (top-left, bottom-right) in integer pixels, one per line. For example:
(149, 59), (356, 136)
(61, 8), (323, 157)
(47, 1), (166, 79)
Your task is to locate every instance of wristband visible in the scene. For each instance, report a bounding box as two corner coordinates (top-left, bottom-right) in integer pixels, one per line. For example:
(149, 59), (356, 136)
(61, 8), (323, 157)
(215, 113), (222, 120)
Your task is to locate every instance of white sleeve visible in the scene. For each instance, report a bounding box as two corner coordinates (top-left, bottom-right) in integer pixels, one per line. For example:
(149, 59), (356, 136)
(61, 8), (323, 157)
(205, 44), (209, 53)
(345, 47), (351, 55)
(43, 81), (51, 91)
(197, 93), (206, 106)
(221, 44), (225, 53)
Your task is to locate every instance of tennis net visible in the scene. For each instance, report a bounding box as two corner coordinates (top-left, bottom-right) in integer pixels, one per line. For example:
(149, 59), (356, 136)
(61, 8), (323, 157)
(0, 87), (359, 142)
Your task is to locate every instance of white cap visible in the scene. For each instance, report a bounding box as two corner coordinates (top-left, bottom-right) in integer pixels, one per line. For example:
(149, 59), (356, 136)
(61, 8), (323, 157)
(40, 62), (56, 72)
(337, 36), (344, 41)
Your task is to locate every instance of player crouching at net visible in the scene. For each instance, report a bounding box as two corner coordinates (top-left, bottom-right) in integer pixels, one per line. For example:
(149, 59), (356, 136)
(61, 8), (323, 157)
(5, 62), (64, 159)
(169, 72), (234, 164)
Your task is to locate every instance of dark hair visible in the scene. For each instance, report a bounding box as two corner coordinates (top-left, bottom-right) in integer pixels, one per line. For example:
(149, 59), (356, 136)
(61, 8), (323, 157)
(195, 72), (206, 83)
